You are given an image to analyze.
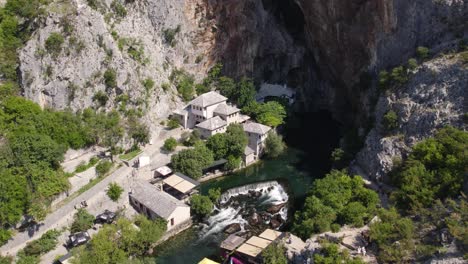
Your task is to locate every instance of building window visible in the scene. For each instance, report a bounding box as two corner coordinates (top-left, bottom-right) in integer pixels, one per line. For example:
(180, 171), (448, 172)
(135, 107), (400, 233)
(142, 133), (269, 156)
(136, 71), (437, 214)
(170, 218), (175, 226)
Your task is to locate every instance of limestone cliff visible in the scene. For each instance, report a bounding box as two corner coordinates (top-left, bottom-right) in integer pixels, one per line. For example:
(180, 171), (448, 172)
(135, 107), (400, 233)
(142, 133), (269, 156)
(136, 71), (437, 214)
(17, 0), (468, 171)
(19, 0), (216, 128)
(353, 53), (467, 182)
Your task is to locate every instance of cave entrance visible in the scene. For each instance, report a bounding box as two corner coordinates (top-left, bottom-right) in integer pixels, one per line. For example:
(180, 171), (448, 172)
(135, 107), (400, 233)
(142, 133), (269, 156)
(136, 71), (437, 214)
(284, 110), (342, 176)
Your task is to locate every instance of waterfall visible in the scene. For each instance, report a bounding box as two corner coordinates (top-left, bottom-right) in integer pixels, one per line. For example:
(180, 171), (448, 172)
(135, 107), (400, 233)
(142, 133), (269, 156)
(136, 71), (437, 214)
(198, 181), (289, 241)
(219, 181), (288, 204)
(199, 207), (247, 238)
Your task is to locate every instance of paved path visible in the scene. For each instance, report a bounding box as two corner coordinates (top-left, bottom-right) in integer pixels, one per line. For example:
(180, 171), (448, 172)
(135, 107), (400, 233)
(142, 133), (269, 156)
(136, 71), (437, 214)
(0, 128), (184, 257)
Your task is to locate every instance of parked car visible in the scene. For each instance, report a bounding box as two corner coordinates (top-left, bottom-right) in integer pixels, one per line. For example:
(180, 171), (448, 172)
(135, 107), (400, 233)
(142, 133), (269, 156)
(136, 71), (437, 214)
(94, 210), (116, 224)
(68, 231), (90, 248)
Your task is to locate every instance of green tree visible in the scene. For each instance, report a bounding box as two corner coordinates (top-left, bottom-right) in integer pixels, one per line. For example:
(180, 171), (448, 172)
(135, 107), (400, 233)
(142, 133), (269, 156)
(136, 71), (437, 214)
(370, 208), (415, 263)
(9, 133), (65, 169)
(131, 215), (167, 254)
(378, 70), (390, 90)
(225, 155), (241, 170)
(382, 110), (398, 131)
(262, 243), (287, 264)
(45, 33), (64, 57)
(314, 243), (364, 264)
(391, 127), (467, 211)
(293, 170), (379, 239)
(171, 142), (214, 179)
(225, 124), (248, 158)
(163, 137), (177, 152)
(255, 101), (287, 127)
(264, 131), (285, 158)
(107, 182), (123, 202)
(71, 209), (95, 233)
(96, 160), (112, 176)
(190, 194), (213, 216)
(208, 187), (221, 203)
(236, 78), (256, 108)
(217, 76), (236, 99)
(206, 133), (229, 160)
(390, 66), (408, 85)
(195, 83), (209, 95)
(22, 229), (61, 257)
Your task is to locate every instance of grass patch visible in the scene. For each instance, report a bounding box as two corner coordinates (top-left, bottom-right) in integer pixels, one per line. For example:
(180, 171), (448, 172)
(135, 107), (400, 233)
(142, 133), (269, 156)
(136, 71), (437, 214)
(74, 157), (99, 173)
(119, 148), (142, 161)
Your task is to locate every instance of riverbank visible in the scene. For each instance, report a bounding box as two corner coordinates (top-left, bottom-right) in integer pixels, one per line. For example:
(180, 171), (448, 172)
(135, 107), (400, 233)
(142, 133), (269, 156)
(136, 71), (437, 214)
(155, 148), (318, 263)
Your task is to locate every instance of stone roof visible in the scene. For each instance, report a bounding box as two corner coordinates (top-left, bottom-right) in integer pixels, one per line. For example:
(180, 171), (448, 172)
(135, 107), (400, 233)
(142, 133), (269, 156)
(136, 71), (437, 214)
(213, 103), (240, 115)
(243, 122), (271, 135)
(130, 181), (188, 219)
(190, 91), (227, 107)
(196, 116), (227, 131)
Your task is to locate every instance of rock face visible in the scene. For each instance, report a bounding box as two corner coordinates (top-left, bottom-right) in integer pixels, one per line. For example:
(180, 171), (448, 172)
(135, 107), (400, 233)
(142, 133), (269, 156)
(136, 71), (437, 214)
(17, 0), (468, 177)
(20, 0), (216, 128)
(205, 0), (467, 122)
(353, 54), (467, 181)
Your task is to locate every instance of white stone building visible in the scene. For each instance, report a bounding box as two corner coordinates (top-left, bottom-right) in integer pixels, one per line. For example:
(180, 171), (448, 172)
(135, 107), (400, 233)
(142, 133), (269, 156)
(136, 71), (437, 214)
(129, 181), (190, 230)
(172, 91), (248, 138)
(243, 122), (272, 165)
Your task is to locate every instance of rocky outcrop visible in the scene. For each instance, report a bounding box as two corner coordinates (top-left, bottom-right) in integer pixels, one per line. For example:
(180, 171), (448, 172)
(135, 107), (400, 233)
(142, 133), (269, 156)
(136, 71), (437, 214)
(206, 0), (467, 123)
(19, 0), (216, 128)
(353, 53), (467, 181)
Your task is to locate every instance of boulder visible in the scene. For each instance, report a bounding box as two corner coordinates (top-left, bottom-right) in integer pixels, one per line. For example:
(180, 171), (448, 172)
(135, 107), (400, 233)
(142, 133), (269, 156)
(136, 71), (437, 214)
(224, 223), (241, 234)
(267, 203), (286, 214)
(270, 219), (281, 229)
(248, 212), (260, 226)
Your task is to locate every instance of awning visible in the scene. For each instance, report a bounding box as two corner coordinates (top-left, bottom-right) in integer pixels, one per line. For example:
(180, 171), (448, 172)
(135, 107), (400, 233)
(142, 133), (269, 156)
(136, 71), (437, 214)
(236, 243), (263, 258)
(259, 229), (282, 241)
(244, 236), (272, 249)
(155, 166), (172, 177)
(198, 258), (219, 264)
(163, 174), (198, 194)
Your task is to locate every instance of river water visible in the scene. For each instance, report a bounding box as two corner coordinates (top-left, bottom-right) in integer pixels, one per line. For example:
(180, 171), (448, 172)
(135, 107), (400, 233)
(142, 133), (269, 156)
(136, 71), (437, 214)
(155, 111), (341, 263)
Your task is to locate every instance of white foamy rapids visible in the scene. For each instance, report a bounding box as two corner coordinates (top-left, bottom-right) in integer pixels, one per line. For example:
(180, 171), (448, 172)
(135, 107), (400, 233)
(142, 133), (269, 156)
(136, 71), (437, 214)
(219, 181), (288, 204)
(260, 185), (289, 205)
(199, 207), (247, 238)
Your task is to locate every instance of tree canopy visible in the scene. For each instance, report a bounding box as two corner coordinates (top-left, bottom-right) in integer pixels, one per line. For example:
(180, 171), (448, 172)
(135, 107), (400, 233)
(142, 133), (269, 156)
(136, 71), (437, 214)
(293, 170), (379, 239)
(171, 142), (214, 179)
(189, 194), (213, 217)
(391, 126), (467, 212)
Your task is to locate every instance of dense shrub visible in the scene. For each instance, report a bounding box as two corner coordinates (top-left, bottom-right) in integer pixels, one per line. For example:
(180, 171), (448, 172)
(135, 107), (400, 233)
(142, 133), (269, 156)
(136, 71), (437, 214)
(45, 33), (64, 57)
(162, 25), (181, 47)
(92, 91), (108, 106)
(104, 69), (117, 89)
(71, 209), (95, 233)
(111, 0), (127, 18)
(264, 131), (285, 158)
(369, 208), (415, 263)
(207, 188), (221, 203)
(171, 142), (214, 179)
(262, 243), (288, 264)
(244, 101), (287, 127)
(96, 161), (112, 176)
(314, 242), (364, 264)
(190, 194), (213, 217)
(390, 66), (408, 85)
(107, 182), (123, 201)
(72, 217), (166, 263)
(167, 118), (180, 130)
(163, 137), (177, 152)
(416, 46), (430, 61)
(407, 58), (418, 70)
(391, 127), (467, 211)
(382, 110), (398, 131)
(22, 229), (61, 257)
(293, 170), (379, 239)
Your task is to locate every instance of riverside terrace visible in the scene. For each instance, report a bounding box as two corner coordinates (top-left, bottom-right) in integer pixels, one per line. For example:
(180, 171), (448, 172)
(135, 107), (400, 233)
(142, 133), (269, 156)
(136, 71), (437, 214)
(220, 229), (284, 264)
